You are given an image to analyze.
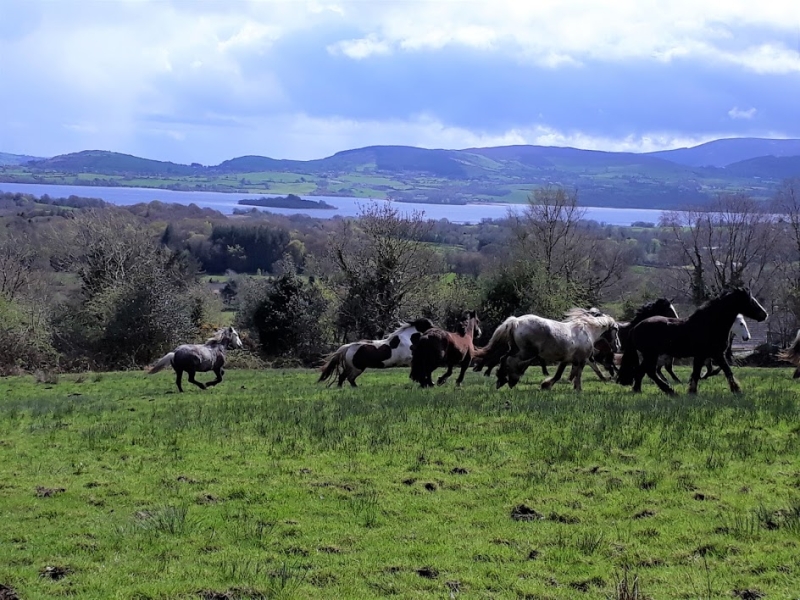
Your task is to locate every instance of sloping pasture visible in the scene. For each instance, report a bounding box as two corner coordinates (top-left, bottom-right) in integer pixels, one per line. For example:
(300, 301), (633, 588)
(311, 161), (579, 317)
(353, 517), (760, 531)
(1, 368), (799, 599)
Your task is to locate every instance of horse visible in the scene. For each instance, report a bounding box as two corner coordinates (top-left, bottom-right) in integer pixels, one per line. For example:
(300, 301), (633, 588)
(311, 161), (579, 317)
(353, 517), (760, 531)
(479, 308), (618, 391)
(617, 287), (767, 395)
(409, 311), (482, 388)
(148, 326), (243, 392)
(318, 318), (435, 387)
(591, 298), (679, 380)
(698, 314), (750, 379)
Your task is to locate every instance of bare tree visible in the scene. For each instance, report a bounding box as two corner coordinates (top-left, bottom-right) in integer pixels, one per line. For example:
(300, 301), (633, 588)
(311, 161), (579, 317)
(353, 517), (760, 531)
(661, 194), (778, 302)
(0, 232), (37, 302)
(511, 187), (626, 305)
(327, 202), (439, 340)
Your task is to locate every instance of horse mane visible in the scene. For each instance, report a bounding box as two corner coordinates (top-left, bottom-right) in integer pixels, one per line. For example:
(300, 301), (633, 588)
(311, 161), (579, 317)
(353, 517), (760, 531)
(631, 298), (671, 324)
(205, 327), (232, 345)
(691, 287), (747, 319)
(385, 318), (433, 339)
(564, 307), (603, 322)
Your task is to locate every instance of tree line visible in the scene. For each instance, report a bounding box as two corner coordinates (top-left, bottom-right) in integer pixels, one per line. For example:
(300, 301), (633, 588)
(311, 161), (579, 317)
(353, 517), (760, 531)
(0, 180), (799, 374)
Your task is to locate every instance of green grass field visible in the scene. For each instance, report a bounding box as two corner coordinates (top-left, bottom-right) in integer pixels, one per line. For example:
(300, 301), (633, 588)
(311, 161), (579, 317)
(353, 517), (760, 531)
(2, 367), (800, 599)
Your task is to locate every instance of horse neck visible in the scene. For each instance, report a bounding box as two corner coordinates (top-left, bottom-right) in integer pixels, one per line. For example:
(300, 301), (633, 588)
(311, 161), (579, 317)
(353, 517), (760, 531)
(581, 317), (613, 342)
(690, 296), (741, 330)
(463, 319), (476, 341)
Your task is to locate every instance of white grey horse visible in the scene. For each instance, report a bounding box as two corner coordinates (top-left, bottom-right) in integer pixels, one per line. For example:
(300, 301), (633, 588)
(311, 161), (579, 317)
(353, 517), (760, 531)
(148, 326), (243, 392)
(477, 308), (619, 391)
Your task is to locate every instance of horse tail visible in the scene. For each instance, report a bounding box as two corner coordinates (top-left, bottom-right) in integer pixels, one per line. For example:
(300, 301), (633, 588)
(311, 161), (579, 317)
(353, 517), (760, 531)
(616, 343), (639, 386)
(779, 330), (800, 366)
(318, 345), (348, 384)
(473, 317), (517, 362)
(148, 352), (175, 374)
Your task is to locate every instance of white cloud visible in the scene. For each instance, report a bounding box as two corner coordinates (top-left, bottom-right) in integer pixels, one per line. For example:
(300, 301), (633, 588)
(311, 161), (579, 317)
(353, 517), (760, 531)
(328, 34), (391, 59)
(728, 106), (757, 120)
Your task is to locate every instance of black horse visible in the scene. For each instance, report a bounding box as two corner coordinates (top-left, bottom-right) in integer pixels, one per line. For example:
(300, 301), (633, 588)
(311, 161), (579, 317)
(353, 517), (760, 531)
(617, 287), (768, 395)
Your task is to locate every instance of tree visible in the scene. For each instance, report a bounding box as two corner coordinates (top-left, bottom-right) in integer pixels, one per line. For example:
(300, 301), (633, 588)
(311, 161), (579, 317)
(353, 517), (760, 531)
(53, 209), (202, 367)
(661, 194), (778, 301)
(327, 202), (439, 340)
(0, 232), (37, 302)
(510, 187), (626, 308)
(237, 257), (329, 363)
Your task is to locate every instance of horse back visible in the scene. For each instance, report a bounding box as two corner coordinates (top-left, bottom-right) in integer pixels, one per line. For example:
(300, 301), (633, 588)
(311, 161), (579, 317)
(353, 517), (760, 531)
(631, 316), (719, 359)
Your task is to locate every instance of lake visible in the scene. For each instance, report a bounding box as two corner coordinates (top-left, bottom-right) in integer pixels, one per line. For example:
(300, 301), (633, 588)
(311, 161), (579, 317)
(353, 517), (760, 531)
(0, 182), (667, 226)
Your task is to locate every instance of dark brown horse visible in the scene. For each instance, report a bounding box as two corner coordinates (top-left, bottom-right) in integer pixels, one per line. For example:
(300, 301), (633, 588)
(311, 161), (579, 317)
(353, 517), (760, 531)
(591, 298), (679, 380)
(409, 311), (482, 388)
(618, 287), (768, 395)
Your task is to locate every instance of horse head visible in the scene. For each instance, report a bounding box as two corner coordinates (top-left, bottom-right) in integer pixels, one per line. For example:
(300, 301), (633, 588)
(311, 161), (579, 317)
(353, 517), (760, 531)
(732, 314), (751, 341)
(732, 287), (768, 323)
(467, 310), (482, 339)
(220, 326), (244, 349)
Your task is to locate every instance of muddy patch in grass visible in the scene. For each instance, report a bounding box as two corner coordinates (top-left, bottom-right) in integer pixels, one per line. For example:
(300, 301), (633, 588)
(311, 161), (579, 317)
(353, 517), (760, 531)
(511, 504), (544, 521)
(424, 482), (438, 492)
(35, 486), (65, 498)
(633, 509), (656, 519)
(198, 588), (266, 600)
(450, 467), (469, 475)
(569, 576), (604, 592)
(0, 584), (19, 600)
(416, 567), (438, 579)
(40, 565), (71, 580)
(733, 590), (765, 600)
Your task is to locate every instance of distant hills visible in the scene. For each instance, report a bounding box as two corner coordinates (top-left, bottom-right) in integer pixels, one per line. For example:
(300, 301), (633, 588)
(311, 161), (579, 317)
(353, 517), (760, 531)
(2, 137), (799, 209)
(646, 138), (800, 168)
(0, 152), (45, 166)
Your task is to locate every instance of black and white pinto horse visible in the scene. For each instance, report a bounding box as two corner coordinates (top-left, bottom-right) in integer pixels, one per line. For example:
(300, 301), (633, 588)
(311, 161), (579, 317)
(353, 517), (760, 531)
(148, 326), (244, 392)
(318, 318), (435, 387)
(618, 287), (767, 395)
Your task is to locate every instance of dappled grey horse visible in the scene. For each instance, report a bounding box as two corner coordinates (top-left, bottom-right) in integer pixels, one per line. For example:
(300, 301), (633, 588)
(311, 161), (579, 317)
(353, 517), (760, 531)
(148, 326), (243, 392)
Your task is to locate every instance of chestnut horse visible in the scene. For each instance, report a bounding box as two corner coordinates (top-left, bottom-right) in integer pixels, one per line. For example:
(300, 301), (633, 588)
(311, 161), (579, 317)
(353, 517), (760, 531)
(409, 311), (482, 388)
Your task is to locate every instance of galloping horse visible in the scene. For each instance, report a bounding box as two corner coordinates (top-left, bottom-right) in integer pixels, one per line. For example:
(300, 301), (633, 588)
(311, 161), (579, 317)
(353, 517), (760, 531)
(617, 287), (767, 395)
(479, 308), (618, 391)
(409, 311), (482, 388)
(318, 318), (435, 387)
(148, 326), (244, 392)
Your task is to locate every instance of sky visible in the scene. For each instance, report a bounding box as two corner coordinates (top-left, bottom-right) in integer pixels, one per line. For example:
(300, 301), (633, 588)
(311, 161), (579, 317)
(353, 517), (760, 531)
(1, 0), (800, 164)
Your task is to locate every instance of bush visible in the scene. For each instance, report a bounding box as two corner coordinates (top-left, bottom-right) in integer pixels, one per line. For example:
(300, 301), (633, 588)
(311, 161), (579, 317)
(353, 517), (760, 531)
(237, 267), (330, 365)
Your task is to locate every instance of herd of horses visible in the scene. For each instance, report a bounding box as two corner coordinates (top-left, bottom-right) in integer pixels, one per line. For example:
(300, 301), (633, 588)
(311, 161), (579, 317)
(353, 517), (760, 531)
(148, 286), (800, 396)
(318, 286), (774, 396)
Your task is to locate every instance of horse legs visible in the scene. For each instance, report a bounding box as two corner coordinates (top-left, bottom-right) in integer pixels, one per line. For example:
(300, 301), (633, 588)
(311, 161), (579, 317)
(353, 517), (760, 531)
(206, 367), (224, 387)
(687, 356), (706, 394)
(186, 370), (206, 390)
(643, 355), (676, 396)
(341, 368), (361, 388)
(586, 358), (607, 382)
(541, 362), (569, 390)
(571, 362), (586, 391)
(437, 365), (454, 386)
(175, 369), (184, 393)
(455, 356), (471, 387)
(713, 353), (741, 394)
(662, 357), (682, 383)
